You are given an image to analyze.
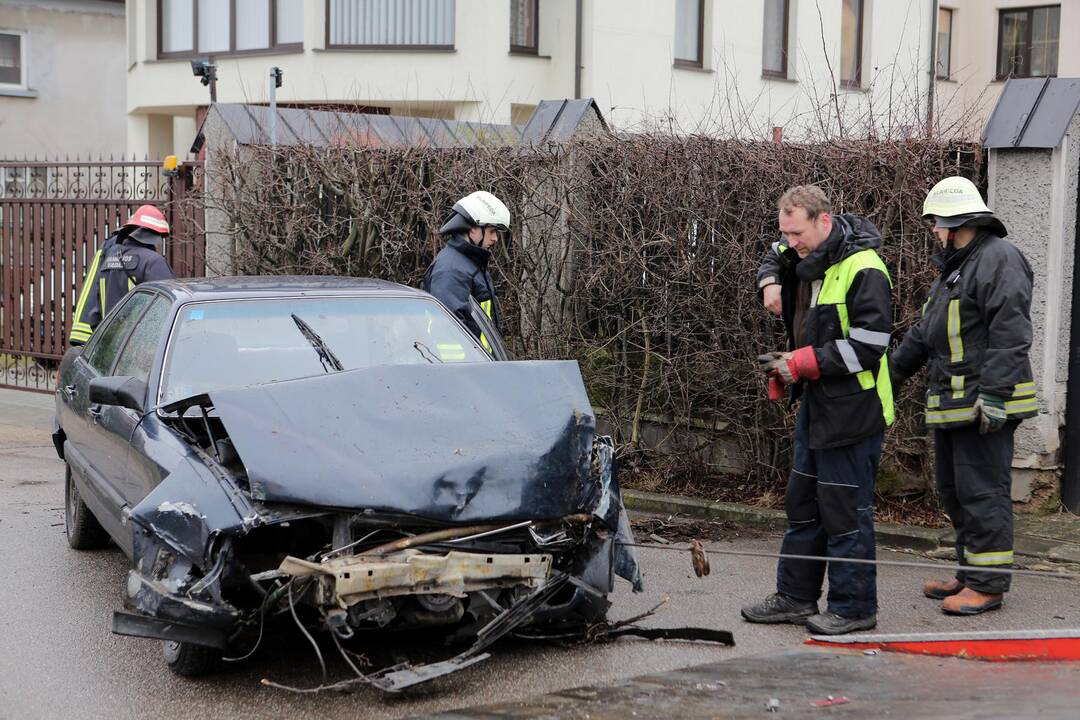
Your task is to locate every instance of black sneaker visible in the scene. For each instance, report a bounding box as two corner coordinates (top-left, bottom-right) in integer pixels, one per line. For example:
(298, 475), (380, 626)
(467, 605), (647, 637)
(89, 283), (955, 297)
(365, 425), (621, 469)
(741, 593), (818, 624)
(806, 612), (877, 635)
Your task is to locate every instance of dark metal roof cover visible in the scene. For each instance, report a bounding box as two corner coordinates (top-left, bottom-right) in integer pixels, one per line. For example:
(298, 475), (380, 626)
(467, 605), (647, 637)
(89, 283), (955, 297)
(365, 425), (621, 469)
(519, 98), (609, 145)
(203, 104), (521, 148)
(983, 78), (1080, 149)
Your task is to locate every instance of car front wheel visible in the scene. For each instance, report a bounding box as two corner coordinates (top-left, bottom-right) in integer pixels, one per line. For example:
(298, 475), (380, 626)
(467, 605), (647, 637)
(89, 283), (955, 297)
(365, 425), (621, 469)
(163, 640), (220, 677)
(64, 464), (109, 550)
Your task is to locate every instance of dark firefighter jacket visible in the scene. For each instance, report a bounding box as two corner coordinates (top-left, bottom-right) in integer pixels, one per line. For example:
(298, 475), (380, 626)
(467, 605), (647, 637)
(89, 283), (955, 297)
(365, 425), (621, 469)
(890, 226), (1037, 429)
(68, 233), (175, 345)
(423, 234), (500, 346)
(757, 214), (894, 449)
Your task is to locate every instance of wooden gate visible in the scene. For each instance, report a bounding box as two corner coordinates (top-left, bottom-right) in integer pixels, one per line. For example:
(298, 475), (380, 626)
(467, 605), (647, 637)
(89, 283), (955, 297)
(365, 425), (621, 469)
(0, 160), (205, 392)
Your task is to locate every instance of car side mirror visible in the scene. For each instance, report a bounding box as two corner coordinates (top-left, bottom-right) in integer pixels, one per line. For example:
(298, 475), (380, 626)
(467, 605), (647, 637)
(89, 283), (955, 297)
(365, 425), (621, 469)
(89, 376), (147, 413)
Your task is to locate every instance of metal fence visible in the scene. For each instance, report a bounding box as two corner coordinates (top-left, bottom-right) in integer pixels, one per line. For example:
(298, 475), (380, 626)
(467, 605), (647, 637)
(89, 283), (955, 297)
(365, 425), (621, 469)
(0, 159), (205, 392)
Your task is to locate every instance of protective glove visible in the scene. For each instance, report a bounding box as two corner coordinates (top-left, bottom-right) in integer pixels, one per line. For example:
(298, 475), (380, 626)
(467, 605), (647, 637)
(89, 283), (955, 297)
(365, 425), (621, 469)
(757, 347), (821, 386)
(974, 392), (1007, 434)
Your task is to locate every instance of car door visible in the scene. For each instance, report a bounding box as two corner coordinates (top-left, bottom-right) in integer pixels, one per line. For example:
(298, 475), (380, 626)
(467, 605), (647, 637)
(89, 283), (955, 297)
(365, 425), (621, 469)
(469, 297), (510, 361)
(64, 291), (154, 545)
(109, 295), (174, 509)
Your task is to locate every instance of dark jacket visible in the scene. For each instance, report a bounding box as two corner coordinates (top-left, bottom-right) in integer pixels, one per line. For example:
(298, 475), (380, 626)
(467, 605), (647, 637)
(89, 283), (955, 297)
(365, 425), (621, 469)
(890, 227), (1036, 428)
(69, 232), (175, 345)
(422, 234), (500, 341)
(757, 214), (894, 449)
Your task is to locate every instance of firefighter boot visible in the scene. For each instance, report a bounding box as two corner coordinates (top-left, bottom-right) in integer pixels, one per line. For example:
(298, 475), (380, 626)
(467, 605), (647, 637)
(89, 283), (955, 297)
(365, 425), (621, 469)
(942, 587), (1003, 616)
(741, 593), (817, 624)
(923, 578), (964, 600)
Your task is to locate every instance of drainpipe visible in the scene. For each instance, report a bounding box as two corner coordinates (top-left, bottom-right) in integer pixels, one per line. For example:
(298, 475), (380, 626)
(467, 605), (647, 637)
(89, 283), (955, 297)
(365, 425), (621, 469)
(575, 0), (583, 99)
(926, 0), (938, 136)
(1063, 140), (1080, 512)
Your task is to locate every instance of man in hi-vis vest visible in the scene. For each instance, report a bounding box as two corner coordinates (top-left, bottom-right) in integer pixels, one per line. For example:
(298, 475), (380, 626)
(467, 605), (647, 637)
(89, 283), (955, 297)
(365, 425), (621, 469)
(69, 204), (175, 345)
(744, 185), (894, 636)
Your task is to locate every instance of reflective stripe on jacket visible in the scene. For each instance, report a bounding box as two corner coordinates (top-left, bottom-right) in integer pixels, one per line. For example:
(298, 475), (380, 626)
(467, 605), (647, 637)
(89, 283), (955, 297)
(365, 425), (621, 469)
(757, 214), (894, 449)
(891, 231), (1036, 429)
(68, 233), (175, 345)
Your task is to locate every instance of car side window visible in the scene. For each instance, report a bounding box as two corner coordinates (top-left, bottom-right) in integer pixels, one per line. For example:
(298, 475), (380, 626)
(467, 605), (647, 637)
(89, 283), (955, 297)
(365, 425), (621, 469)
(113, 296), (170, 382)
(84, 292), (152, 375)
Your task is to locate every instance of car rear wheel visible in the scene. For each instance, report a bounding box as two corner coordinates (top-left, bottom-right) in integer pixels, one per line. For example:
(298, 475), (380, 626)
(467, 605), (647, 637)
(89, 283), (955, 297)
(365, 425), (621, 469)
(65, 464), (109, 550)
(163, 641), (219, 677)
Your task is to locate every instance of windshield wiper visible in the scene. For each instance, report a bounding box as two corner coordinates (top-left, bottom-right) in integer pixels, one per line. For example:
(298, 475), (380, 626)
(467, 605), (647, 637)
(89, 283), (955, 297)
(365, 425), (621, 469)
(413, 341), (443, 364)
(291, 314), (345, 373)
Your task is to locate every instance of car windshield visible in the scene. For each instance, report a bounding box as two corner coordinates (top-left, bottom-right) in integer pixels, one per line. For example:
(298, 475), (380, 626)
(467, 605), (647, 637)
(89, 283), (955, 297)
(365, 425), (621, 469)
(159, 296), (488, 405)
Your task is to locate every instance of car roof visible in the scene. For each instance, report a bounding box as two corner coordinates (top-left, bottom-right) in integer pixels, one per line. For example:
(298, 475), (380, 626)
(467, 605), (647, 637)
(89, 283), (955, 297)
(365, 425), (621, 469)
(141, 275), (430, 302)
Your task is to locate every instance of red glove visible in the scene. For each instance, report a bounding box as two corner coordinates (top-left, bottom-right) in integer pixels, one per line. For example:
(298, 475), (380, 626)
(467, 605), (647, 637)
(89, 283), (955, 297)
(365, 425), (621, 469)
(759, 347), (821, 386)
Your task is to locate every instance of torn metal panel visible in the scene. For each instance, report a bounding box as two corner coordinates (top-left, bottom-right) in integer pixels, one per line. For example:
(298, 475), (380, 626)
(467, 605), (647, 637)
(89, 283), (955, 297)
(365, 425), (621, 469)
(279, 550), (553, 605)
(367, 572), (571, 692)
(208, 361), (598, 522)
(127, 457), (253, 566)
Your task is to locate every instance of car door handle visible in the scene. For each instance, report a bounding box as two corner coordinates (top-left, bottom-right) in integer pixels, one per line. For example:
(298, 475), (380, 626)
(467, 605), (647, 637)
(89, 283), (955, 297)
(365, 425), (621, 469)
(63, 384), (76, 399)
(88, 405), (103, 423)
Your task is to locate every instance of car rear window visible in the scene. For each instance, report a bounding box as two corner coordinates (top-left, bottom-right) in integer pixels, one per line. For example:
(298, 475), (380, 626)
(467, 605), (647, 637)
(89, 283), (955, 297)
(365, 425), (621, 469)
(159, 296), (488, 404)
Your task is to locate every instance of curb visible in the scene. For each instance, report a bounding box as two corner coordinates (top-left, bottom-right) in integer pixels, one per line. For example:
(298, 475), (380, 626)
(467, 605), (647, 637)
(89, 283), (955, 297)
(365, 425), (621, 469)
(623, 489), (1080, 561)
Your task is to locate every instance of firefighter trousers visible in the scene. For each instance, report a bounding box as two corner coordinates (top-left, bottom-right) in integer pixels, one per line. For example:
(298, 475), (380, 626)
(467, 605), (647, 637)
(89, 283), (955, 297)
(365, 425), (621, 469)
(935, 421), (1018, 594)
(777, 403), (882, 619)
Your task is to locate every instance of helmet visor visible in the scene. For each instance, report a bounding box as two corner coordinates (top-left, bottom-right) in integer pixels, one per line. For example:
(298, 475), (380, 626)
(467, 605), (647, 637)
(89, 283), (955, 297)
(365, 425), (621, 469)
(929, 212), (991, 230)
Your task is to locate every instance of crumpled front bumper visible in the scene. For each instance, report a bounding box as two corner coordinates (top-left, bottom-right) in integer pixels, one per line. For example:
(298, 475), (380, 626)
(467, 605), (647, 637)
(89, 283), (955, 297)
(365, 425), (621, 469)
(279, 550), (553, 607)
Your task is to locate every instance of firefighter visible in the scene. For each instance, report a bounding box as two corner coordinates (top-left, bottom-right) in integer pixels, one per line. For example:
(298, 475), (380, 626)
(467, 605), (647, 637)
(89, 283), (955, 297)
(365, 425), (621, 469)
(68, 204), (175, 345)
(890, 176), (1036, 616)
(742, 185), (894, 635)
(422, 191), (509, 353)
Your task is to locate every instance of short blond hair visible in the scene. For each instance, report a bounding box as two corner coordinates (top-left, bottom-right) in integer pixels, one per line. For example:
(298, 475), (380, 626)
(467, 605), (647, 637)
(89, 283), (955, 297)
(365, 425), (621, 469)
(778, 185), (831, 220)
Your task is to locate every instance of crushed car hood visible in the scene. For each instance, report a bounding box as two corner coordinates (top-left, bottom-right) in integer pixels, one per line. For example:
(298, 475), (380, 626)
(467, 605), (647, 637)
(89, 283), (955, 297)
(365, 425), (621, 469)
(207, 360), (599, 522)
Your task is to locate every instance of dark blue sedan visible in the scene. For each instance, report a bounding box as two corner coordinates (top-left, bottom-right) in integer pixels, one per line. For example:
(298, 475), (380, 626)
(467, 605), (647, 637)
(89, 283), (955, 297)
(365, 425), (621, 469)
(53, 276), (640, 689)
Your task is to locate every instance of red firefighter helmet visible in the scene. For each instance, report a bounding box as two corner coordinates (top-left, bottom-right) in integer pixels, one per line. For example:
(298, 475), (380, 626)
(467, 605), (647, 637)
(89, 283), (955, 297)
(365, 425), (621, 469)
(124, 205), (170, 236)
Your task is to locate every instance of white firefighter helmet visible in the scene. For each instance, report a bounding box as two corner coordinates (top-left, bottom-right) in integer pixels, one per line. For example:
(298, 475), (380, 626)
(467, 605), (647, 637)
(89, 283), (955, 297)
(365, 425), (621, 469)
(439, 191), (511, 236)
(922, 176), (992, 223)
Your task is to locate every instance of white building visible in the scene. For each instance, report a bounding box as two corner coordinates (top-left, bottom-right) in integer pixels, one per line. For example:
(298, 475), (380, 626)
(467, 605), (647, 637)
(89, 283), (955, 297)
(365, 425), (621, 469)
(0, 0), (126, 159)
(934, 1), (1077, 135)
(126, 0), (938, 159)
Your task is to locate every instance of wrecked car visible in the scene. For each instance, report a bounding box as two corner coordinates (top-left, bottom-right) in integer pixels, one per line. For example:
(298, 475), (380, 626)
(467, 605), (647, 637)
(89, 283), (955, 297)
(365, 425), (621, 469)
(54, 276), (641, 689)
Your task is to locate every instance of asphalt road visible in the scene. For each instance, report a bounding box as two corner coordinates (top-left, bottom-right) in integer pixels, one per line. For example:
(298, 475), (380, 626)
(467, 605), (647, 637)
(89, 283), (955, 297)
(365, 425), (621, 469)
(2, 387), (1079, 719)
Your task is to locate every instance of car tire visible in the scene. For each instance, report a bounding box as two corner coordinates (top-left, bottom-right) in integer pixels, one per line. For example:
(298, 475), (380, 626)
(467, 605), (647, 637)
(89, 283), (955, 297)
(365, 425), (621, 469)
(163, 640), (219, 677)
(65, 464), (110, 550)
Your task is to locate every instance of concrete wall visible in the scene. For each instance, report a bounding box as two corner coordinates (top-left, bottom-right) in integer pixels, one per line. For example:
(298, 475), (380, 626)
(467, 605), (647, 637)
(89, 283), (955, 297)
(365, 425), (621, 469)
(127, 0), (934, 158)
(936, 0), (1080, 135)
(988, 112), (1080, 500)
(0, 0), (126, 159)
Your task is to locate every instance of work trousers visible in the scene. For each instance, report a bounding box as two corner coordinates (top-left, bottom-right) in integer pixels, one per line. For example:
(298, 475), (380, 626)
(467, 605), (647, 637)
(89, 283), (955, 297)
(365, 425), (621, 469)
(777, 403), (882, 619)
(935, 421), (1018, 594)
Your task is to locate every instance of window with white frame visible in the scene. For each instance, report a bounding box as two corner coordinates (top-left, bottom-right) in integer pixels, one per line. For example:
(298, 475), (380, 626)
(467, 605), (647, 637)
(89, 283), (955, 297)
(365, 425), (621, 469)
(327, 0), (456, 49)
(158, 0), (303, 58)
(0, 31), (26, 89)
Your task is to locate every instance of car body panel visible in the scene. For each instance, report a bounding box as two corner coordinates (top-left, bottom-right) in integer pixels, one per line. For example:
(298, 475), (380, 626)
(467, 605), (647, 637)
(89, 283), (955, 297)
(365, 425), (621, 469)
(208, 360), (595, 521)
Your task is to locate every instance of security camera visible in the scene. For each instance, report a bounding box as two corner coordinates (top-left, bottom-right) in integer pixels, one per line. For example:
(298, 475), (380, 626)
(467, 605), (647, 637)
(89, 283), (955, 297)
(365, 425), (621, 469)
(190, 59), (217, 86)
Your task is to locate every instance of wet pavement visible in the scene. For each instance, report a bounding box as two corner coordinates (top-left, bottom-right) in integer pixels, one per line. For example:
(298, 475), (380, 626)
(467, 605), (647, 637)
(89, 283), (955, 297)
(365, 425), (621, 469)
(2, 388), (1080, 719)
(423, 648), (1080, 718)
